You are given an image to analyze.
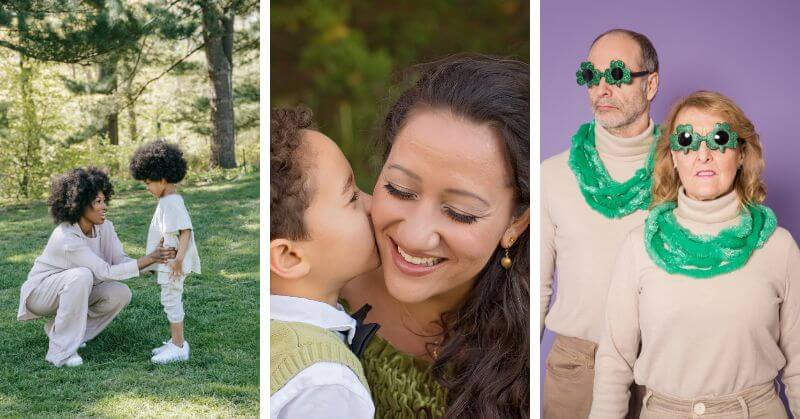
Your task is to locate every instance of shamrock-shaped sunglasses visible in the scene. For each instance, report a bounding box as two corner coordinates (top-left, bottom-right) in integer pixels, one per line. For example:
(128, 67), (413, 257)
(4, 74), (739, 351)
(669, 122), (740, 153)
(576, 60), (650, 87)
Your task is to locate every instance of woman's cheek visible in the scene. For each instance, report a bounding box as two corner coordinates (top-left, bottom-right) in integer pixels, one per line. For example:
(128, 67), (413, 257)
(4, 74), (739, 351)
(444, 223), (500, 263)
(369, 195), (400, 232)
(720, 152), (740, 188)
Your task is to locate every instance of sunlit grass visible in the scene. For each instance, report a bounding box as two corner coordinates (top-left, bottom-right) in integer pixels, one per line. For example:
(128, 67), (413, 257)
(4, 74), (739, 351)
(0, 174), (260, 416)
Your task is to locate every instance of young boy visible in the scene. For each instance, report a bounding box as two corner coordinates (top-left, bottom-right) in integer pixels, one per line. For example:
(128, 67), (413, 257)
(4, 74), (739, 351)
(270, 107), (380, 419)
(130, 140), (201, 364)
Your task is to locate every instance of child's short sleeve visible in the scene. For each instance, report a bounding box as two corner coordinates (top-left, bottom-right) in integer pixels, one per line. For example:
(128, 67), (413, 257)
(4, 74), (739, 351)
(161, 196), (193, 234)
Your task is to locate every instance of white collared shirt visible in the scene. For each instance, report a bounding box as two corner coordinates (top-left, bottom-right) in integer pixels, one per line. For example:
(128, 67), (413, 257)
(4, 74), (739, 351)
(270, 295), (374, 419)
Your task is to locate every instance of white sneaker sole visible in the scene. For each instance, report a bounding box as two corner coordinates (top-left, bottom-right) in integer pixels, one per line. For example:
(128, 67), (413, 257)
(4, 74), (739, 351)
(150, 354), (189, 364)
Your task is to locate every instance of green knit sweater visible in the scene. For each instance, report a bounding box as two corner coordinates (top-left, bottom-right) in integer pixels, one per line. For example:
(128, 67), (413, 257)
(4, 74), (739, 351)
(270, 320), (369, 395)
(342, 301), (448, 418)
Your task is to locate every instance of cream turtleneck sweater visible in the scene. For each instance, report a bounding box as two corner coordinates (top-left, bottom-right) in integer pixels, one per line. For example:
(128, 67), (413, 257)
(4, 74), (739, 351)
(589, 188), (800, 418)
(541, 119), (656, 342)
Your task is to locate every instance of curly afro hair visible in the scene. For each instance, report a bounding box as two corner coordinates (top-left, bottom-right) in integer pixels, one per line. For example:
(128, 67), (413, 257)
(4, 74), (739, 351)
(48, 167), (115, 224)
(271, 106), (316, 241)
(129, 140), (188, 183)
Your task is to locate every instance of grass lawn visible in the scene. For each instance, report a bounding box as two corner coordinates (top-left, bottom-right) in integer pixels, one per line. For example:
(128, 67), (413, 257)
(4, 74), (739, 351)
(0, 174), (260, 417)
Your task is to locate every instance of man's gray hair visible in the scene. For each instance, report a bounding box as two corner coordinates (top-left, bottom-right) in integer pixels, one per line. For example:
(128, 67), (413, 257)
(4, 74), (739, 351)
(591, 28), (658, 73)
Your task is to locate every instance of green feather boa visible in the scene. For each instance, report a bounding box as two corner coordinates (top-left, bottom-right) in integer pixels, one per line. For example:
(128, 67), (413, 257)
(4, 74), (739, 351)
(568, 121), (660, 218)
(644, 201), (777, 279)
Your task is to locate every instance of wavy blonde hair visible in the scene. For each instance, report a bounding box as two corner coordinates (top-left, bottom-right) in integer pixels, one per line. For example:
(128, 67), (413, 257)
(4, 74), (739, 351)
(651, 91), (766, 207)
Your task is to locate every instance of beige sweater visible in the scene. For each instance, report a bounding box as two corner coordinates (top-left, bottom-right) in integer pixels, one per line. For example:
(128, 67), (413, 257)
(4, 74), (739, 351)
(18, 220), (139, 321)
(589, 189), (800, 418)
(541, 119), (655, 342)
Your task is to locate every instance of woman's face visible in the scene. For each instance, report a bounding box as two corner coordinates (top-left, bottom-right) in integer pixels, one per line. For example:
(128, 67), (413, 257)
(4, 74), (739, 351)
(671, 107), (742, 201)
(82, 191), (107, 225)
(371, 108), (518, 305)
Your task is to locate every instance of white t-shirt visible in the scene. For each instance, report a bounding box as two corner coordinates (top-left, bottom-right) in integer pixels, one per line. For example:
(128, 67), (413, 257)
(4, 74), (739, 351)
(145, 193), (201, 275)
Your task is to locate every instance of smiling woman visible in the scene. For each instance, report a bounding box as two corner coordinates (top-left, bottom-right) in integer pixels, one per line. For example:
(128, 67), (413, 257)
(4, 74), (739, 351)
(342, 54), (530, 418)
(16, 167), (175, 367)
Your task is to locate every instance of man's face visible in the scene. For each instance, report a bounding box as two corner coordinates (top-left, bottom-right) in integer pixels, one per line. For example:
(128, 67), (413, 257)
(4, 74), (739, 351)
(586, 33), (654, 131)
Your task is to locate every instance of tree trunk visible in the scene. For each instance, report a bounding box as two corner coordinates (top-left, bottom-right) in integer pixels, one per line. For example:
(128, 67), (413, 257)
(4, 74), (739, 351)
(107, 112), (119, 145)
(127, 99), (138, 142)
(99, 59), (119, 145)
(201, 2), (236, 168)
(17, 13), (41, 199)
(121, 58), (138, 142)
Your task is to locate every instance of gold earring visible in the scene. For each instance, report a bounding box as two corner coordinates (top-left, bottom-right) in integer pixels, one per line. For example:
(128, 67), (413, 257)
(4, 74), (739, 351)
(501, 238), (514, 269)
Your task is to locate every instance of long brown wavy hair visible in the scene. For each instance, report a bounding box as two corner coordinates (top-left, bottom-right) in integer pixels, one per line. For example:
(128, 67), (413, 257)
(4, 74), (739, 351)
(652, 91), (766, 206)
(379, 54), (529, 418)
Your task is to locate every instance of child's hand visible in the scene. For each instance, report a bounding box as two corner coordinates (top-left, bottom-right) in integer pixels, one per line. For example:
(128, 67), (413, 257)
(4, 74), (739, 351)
(169, 257), (184, 280)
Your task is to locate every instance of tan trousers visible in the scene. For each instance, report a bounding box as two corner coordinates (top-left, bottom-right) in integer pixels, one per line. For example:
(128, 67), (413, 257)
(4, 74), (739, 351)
(640, 381), (787, 419)
(544, 334), (643, 419)
(25, 267), (132, 366)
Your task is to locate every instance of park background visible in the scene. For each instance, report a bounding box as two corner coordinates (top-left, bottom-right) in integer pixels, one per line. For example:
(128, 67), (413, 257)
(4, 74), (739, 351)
(540, 0), (800, 416)
(0, 0), (260, 204)
(271, 0), (529, 190)
(0, 1), (259, 416)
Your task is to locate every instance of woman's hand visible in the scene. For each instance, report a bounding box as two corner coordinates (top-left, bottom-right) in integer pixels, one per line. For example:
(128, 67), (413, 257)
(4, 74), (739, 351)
(149, 245), (177, 264)
(136, 239), (177, 270)
(148, 238), (177, 264)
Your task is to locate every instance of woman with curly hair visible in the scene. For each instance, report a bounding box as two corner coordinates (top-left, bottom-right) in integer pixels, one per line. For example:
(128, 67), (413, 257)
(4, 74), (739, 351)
(590, 92), (800, 418)
(17, 167), (176, 367)
(341, 54), (530, 418)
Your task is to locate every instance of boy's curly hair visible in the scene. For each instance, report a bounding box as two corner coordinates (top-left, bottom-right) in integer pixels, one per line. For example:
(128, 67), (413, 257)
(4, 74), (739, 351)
(271, 107), (316, 240)
(129, 140), (188, 183)
(48, 167), (114, 224)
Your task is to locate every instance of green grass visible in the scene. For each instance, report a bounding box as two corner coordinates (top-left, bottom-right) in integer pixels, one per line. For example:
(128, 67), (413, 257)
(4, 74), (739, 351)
(0, 174), (260, 417)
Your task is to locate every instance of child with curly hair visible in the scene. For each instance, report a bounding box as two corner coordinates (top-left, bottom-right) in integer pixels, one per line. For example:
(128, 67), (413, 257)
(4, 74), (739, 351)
(130, 140), (201, 364)
(270, 107), (380, 418)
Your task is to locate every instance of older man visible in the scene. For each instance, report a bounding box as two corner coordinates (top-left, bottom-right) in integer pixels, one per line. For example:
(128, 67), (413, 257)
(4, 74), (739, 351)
(541, 29), (660, 418)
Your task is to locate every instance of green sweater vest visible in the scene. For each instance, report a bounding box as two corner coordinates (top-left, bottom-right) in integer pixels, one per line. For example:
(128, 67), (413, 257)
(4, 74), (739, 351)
(270, 320), (369, 395)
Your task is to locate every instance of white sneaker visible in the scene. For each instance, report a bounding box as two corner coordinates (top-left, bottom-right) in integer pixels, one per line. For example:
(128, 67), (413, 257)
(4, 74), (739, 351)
(61, 353), (83, 367)
(150, 341), (189, 364)
(151, 339), (173, 355)
(79, 342), (87, 349)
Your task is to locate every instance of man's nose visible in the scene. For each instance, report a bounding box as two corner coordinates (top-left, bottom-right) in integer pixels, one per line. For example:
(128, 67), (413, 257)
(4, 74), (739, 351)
(595, 74), (612, 96)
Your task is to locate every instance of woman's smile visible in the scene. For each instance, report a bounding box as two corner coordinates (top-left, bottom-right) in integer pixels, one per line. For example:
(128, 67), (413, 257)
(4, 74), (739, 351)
(389, 237), (446, 277)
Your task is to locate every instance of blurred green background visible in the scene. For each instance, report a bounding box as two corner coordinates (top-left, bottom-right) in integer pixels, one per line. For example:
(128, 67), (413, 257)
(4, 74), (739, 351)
(271, 0), (529, 190)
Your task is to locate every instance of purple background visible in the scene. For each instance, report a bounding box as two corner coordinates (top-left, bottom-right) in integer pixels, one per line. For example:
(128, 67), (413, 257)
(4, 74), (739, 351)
(540, 0), (800, 415)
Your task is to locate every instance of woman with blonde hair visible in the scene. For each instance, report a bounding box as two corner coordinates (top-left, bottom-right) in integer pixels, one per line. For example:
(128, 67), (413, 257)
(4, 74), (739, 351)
(589, 91), (800, 418)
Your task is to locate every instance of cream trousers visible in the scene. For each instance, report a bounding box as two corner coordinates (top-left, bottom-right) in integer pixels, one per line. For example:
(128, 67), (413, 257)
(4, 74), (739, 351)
(157, 271), (185, 323)
(25, 267), (132, 366)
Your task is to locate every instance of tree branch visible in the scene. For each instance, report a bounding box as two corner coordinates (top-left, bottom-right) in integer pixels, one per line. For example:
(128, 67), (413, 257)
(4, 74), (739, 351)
(119, 41), (205, 111)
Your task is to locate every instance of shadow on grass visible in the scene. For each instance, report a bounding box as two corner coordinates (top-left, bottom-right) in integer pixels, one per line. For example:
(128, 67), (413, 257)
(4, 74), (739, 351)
(0, 175), (259, 417)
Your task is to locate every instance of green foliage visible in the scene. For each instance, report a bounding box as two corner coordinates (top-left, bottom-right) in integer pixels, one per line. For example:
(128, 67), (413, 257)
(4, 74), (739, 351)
(0, 1), (260, 204)
(0, 175), (259, 416)
(0, 1), (144, 64)
(271, 0), (529, 189)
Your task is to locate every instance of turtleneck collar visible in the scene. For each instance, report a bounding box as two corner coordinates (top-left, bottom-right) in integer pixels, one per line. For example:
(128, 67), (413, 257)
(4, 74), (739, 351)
(675, 186), (741, 224)
(594, 118), (655, 159)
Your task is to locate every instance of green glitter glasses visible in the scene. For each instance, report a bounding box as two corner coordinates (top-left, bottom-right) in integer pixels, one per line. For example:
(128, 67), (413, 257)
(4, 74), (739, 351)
(576, 60), (650, 88)
(669, 123), (740, 153)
